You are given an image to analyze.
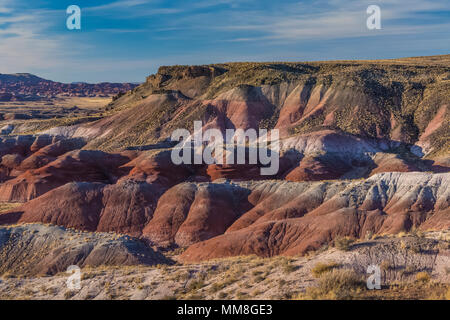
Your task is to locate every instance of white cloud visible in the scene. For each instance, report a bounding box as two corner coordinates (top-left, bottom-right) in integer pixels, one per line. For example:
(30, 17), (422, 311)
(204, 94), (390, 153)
(84, 0), (182, 16)
(85, 0), (151, 12)
(213, 0), (450, 42)
(0, 7), (84, 75)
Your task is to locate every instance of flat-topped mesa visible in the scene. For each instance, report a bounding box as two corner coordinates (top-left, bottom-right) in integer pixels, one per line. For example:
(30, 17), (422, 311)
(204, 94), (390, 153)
(157, 65), (226, 80)
(146, 65), (227, 88)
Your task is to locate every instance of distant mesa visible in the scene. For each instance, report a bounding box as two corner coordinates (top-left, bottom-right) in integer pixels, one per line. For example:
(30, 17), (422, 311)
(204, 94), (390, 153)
(0, 73), (139, 101)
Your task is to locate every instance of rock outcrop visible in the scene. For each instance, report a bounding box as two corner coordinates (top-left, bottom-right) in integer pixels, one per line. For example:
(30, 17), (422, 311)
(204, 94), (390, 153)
(0, 224), (170, 276)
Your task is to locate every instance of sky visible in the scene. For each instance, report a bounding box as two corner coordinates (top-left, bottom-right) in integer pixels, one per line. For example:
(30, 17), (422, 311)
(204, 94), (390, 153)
(0, 0), (449, 83)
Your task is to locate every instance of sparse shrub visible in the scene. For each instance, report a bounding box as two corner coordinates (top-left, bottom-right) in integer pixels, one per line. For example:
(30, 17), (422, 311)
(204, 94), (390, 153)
(334, 237), (354, 251)
(24, 289), (34, 296)
(316, 244), (329, 254)
(187, 279), (205, 292)
(171, 271), (189, 282)
(397, 232), (407, 238)
(318, 269), (364, 292)
(222, 276), (238, 287)
(252, 270), (263, 276)
(189, 294), (204, 300)
(242, 282), (252, 289)
(85, 293), (96, 300)
(252, 290), (262, 297)
(311, 261), (340, 278)
(411, 244), (422, 254)
(282, 291), (295, 299)
(209, 282), (224, 293)
(405, 265), (416, 274)
(132, 276), (144, 284)
(380, 260), (393, 271)
(400, 240), (407, 250)
(81, 272), (96, 280)
(277, 257), (297, 274)
(296, 269), (365, 300)
(236, 292), (247, 300)
(1, 272), (15, 279)
(413, 230), (424, 238)
(64, 291), (75, 300)
(45, 287), (57, 295)
(283, 263), (297, 274)
(218, 292), (227, 299)
(365, 230), (374, 240)
(416, 272), (431, 283)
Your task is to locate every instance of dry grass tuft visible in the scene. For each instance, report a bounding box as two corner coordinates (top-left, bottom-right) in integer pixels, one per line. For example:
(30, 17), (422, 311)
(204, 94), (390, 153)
(311, 261), (341, 278)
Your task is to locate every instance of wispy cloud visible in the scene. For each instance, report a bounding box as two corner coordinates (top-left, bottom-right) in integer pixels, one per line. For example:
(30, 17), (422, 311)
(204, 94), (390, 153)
(85, 0), (151, 12)
(95, 28), (147, 33)
(84, 0), (182, 16)
(0, 5), (84, 76)
(212, 0), (450, 42)
(0, 0), (448, 82)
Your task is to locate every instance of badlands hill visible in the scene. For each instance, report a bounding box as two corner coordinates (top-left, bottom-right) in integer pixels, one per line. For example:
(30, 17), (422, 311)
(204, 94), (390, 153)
(40, 54), (450, 159)
(0, 55), (449, 268)
(0, 224), (169, 276)
(0, 73), (137, 101)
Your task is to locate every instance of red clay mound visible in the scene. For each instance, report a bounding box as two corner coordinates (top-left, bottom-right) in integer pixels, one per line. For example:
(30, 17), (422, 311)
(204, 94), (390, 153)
(1, 180), (164, 236)
(142, 183), (198, 246)
(126, 150), (196, 186)
(180, 208), (385, 262)
(143, 183), (251, 246)
(0, 136), (85, 182)
(16, 138), (85, 171)
(179, 172), (449, 262)
(369, 153), (419, 176)
(97, 180), (163, 236)
(284, 155), (350, 181)
(4, 182), (105, 231)
(0, 150), (132, 202)
(0, 136), (37, 157)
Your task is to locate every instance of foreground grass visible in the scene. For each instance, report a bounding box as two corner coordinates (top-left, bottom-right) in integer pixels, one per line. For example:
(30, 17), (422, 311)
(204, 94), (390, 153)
(297, 265), (449, 300)
(0, 202), (21, 213)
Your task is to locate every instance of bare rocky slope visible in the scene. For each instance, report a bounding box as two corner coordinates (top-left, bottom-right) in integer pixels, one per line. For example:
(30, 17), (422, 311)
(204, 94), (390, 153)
(0, 224), (170, 276)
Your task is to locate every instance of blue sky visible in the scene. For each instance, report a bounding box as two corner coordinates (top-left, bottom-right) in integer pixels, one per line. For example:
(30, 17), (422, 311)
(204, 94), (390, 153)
(0, 0), (449, 83)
